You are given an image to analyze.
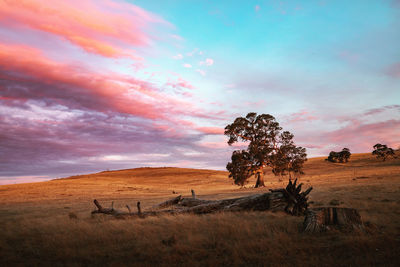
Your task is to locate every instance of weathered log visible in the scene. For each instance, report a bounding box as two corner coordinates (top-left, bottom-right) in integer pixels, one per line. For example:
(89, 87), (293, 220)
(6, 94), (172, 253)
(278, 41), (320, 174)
(91, 181), (313, 218)
(151, 195), (182, 210)
(303, 207), (364, 233)
(92, 199), (123, 215)
(174, 192), (286, 214)
(179, 198), (212, 207)
(92, 192), (304, 217)
(270, 179), (312, 216)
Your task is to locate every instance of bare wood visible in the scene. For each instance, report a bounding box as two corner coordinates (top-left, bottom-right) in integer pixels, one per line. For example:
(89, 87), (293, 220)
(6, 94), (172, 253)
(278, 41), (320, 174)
(137, 201), (142, 215)
(92, 199), (122, 215)
(91, 181), (313, 218)
(191, 189), (196, 199)
(179, 198), (211, 207)
(269, 179), (312, 215)
(152, 195), (182, 210)
(126, 205), (131, 214)
(303, 207), (364, 233)
(92, 192), (289, 217)
(93, 199), (103, 211)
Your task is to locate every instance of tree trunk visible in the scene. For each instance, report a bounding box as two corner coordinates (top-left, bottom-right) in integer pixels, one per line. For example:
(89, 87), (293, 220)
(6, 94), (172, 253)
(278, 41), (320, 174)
(303, 207), (364, 233)
(255, 172), (265, 188)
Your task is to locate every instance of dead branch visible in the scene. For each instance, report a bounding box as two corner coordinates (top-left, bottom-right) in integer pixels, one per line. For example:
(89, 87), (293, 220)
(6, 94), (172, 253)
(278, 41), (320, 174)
(91, 199), (123, 215)
(126, 205), (131, 214)
(137, 201), (142, 215)
(191, 189), (196, 199)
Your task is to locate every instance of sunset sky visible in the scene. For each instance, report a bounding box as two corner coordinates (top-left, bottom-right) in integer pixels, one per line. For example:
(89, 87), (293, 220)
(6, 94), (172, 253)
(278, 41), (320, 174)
(1, 0), (399, 184)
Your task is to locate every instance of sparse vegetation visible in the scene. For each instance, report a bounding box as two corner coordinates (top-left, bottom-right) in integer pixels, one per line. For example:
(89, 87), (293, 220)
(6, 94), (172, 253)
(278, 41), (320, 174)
(326, 148), (351, 163)
(372, 143), (397, 161)
(225, 112), (307, 187)
(0, 153), (400, 266)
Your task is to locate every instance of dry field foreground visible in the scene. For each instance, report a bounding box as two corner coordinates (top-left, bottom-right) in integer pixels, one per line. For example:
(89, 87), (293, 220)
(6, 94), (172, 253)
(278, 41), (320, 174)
(1, 153), (400, 266)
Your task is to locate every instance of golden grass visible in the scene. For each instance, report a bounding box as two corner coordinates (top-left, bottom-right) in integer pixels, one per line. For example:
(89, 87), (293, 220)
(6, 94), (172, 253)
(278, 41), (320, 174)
(1, 153), (400, 266)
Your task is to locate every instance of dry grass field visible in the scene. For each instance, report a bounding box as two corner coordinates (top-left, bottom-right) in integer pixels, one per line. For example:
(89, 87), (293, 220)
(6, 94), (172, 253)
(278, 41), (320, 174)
(1, 153), (399, 266)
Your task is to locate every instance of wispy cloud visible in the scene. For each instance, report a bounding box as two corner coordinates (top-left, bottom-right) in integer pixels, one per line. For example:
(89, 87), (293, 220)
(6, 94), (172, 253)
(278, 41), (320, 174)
(196, 127), (224, 135)
(166, 77), (195, 90)
(200, 58), (214, 66)
(0, 0), (168, 60)
(173, 53), (183, 60)
(196, 69), (206, 76)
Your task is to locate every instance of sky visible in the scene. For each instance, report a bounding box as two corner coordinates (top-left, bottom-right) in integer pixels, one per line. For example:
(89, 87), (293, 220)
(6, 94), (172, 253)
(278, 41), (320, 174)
(0, 0), (399, 184)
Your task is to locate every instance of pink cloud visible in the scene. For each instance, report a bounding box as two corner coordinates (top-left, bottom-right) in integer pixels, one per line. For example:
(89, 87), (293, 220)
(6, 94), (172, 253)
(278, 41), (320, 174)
(284, 110), (318, 123)
(183, 63), (192, 68)
(196, 69), (206, 76)
(324, 119), (400, 152)
(196, 127), (224, 135)
(200, 58), (214, 66)
(166, 77), (195, 90)
(199, 141), (228, 149)
(0, 43), (223, 122)
(255, 5), (260, 12)
(0, 0), (168, 59)
(173, 54), (183, 60)
(363, 105), (400, 116)
(0, 109), (210, 178)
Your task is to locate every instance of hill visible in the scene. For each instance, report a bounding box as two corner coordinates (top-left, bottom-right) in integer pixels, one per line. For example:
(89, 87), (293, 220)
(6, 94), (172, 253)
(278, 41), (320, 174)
(0, 153), (399, 266)
(1, 153), (398, 204)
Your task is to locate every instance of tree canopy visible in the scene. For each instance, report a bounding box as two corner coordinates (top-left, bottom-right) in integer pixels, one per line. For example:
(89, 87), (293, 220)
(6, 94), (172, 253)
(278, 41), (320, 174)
(225, 112), (307, 187)
(326, 148), (351, 163)
(372, 144), (397, 161)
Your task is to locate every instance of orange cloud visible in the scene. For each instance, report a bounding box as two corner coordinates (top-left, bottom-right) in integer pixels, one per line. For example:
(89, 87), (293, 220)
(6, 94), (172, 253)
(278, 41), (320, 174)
(0, 0), (167, 59)
(196, 127), (224, 135)
(0, 43), (223, 122)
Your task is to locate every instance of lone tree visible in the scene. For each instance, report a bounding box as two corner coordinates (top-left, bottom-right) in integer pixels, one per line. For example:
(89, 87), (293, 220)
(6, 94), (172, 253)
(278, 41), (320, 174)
(225, 112), (307, 187)
(326, 148), (351, 163)
(372, 144), (397, 161)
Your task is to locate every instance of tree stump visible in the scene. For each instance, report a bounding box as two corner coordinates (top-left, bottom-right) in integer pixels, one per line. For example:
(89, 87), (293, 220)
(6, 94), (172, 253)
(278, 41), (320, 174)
(303, 207), (364, 233)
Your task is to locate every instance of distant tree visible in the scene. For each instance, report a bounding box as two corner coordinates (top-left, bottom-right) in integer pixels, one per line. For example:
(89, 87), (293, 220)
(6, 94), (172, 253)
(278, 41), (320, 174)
(372, 144), (397, 161)
(340, 148), (351, 162)
(225, 112), (307, 187)
(326, 148), (351, 163)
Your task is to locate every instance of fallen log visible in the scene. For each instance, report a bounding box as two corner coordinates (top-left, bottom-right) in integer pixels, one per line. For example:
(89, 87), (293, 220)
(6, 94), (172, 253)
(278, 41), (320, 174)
(303, 207), (364, 233)
(175, 193), (283, 214)
(179, 198), (212, 207)
(91, 180), (313, 218)
(151, 195), (182, 210)
(270, 178), (312, 215)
